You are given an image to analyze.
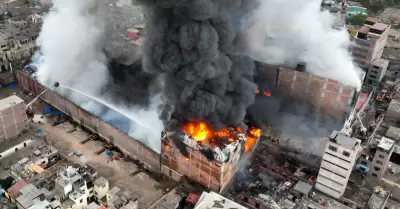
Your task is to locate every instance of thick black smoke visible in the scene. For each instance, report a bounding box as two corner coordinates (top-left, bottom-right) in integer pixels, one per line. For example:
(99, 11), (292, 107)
(105, 59), (155, 106)
(137, 0), (260, 131)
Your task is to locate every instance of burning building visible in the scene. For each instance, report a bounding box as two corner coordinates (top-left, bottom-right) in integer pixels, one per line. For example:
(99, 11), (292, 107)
(161, 122), (261, 192)
(256, 63), (360, 122)
(17, 69), (261, 193)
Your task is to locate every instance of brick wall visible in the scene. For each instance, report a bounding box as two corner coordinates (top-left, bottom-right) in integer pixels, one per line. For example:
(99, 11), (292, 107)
(16, 71), (161, 172)
(277, 68), (356, 119)
(161, 142), (222, 192)
(161, 136), (260, 193)
(0, 98), (28, 141)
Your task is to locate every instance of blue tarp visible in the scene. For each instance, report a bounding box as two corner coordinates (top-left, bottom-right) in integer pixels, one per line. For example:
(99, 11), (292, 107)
(8, 83), (16, 88)
(44, 106), (52, 114)
(43, 106), (65, 116)
(106, 151), (113, 157)
(35, 129), (42, 133)
(72, 152), (83, 157)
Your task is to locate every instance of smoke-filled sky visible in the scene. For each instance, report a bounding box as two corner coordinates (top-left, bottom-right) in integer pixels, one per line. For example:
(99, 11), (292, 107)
(36, 0), (108, 99)
(140, 0), (259, 131)
(248, 0), (362, 90)
(35, 0), (164, 153)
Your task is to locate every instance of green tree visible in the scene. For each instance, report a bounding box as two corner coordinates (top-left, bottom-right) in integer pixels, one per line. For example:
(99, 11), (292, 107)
(0, 176), (14, 190)
(348, 14), (368, 26)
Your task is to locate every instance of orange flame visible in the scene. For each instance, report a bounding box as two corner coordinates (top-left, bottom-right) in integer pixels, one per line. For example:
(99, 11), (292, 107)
(182, 122), (261, 152)
(263, 91), (271, 97)
(256, 90), (271, 97)
(183, 122), (210, 142)
(244, 127), (261, 152)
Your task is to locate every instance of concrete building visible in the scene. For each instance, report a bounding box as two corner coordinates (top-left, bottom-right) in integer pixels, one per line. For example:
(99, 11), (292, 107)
(28, 0), (52, 6)
(386, 99), (400, 123)
(53, 165), (98, 208)
(370, 137), (395, 178)
(0, 0), (26, 8)
(315, 130), (362, 199)
(351, 18), (391, 69)
(93, 176), (109, 202)
(0, 95), (29, 141)
(100, 186), (136, 208)
(16, 183), (45, 209)
(194, 191), (246, 209)
(365, 58), (389, 86)
(0, 22), (40, 61)
(161, 127), (260, 192)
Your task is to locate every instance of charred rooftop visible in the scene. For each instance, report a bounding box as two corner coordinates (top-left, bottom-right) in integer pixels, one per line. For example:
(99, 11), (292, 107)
(161, 120), (261, 192)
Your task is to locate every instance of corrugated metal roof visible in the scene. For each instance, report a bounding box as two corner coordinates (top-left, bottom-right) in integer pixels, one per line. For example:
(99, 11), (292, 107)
(17, 184), (43, 208)
(293, 181), (313, 195)
(194, 192), (247, 209)
(7, 179), (28, 197)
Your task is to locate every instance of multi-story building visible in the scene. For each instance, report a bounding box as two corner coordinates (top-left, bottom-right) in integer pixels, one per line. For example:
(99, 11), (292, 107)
(351, 17), (391, 69)
(93, 176), (109, 202)
(365, 58), (389, 86)
(315, 130), (362, 199)
(0, 22), (40, 61)
(370, 137), (395, 178)
(53, 165), (98, 208)
(0, 0), (26, 8)
(0, 95), (29, 141)
(258, 64), (358, 120)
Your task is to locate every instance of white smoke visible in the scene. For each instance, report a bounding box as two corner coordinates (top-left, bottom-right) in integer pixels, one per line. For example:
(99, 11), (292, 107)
(36, 0), (108, 98)
(34, 0), (164, 153)
(248, 0), (362, 90)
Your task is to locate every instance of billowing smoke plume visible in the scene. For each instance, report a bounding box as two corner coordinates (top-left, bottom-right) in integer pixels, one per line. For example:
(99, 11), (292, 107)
(36, 0), (108, 99)
(248, 0), (362, 90)
(34, 0), (164, 153)
(140, 0), (259, 131)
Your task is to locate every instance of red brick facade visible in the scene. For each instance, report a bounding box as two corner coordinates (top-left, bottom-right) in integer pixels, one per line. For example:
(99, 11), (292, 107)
(276, 68), (356, 118)
(16, 71), (161, 172)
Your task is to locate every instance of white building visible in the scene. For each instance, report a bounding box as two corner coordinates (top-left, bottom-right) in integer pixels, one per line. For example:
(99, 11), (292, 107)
(93, 176), (109, 201)
(194, 191), (247, 209)
(370, 137), (395, 178)
(315, 131), (362, 199)
(365, 58), (390, 86)
(69, 190), (88, 209)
